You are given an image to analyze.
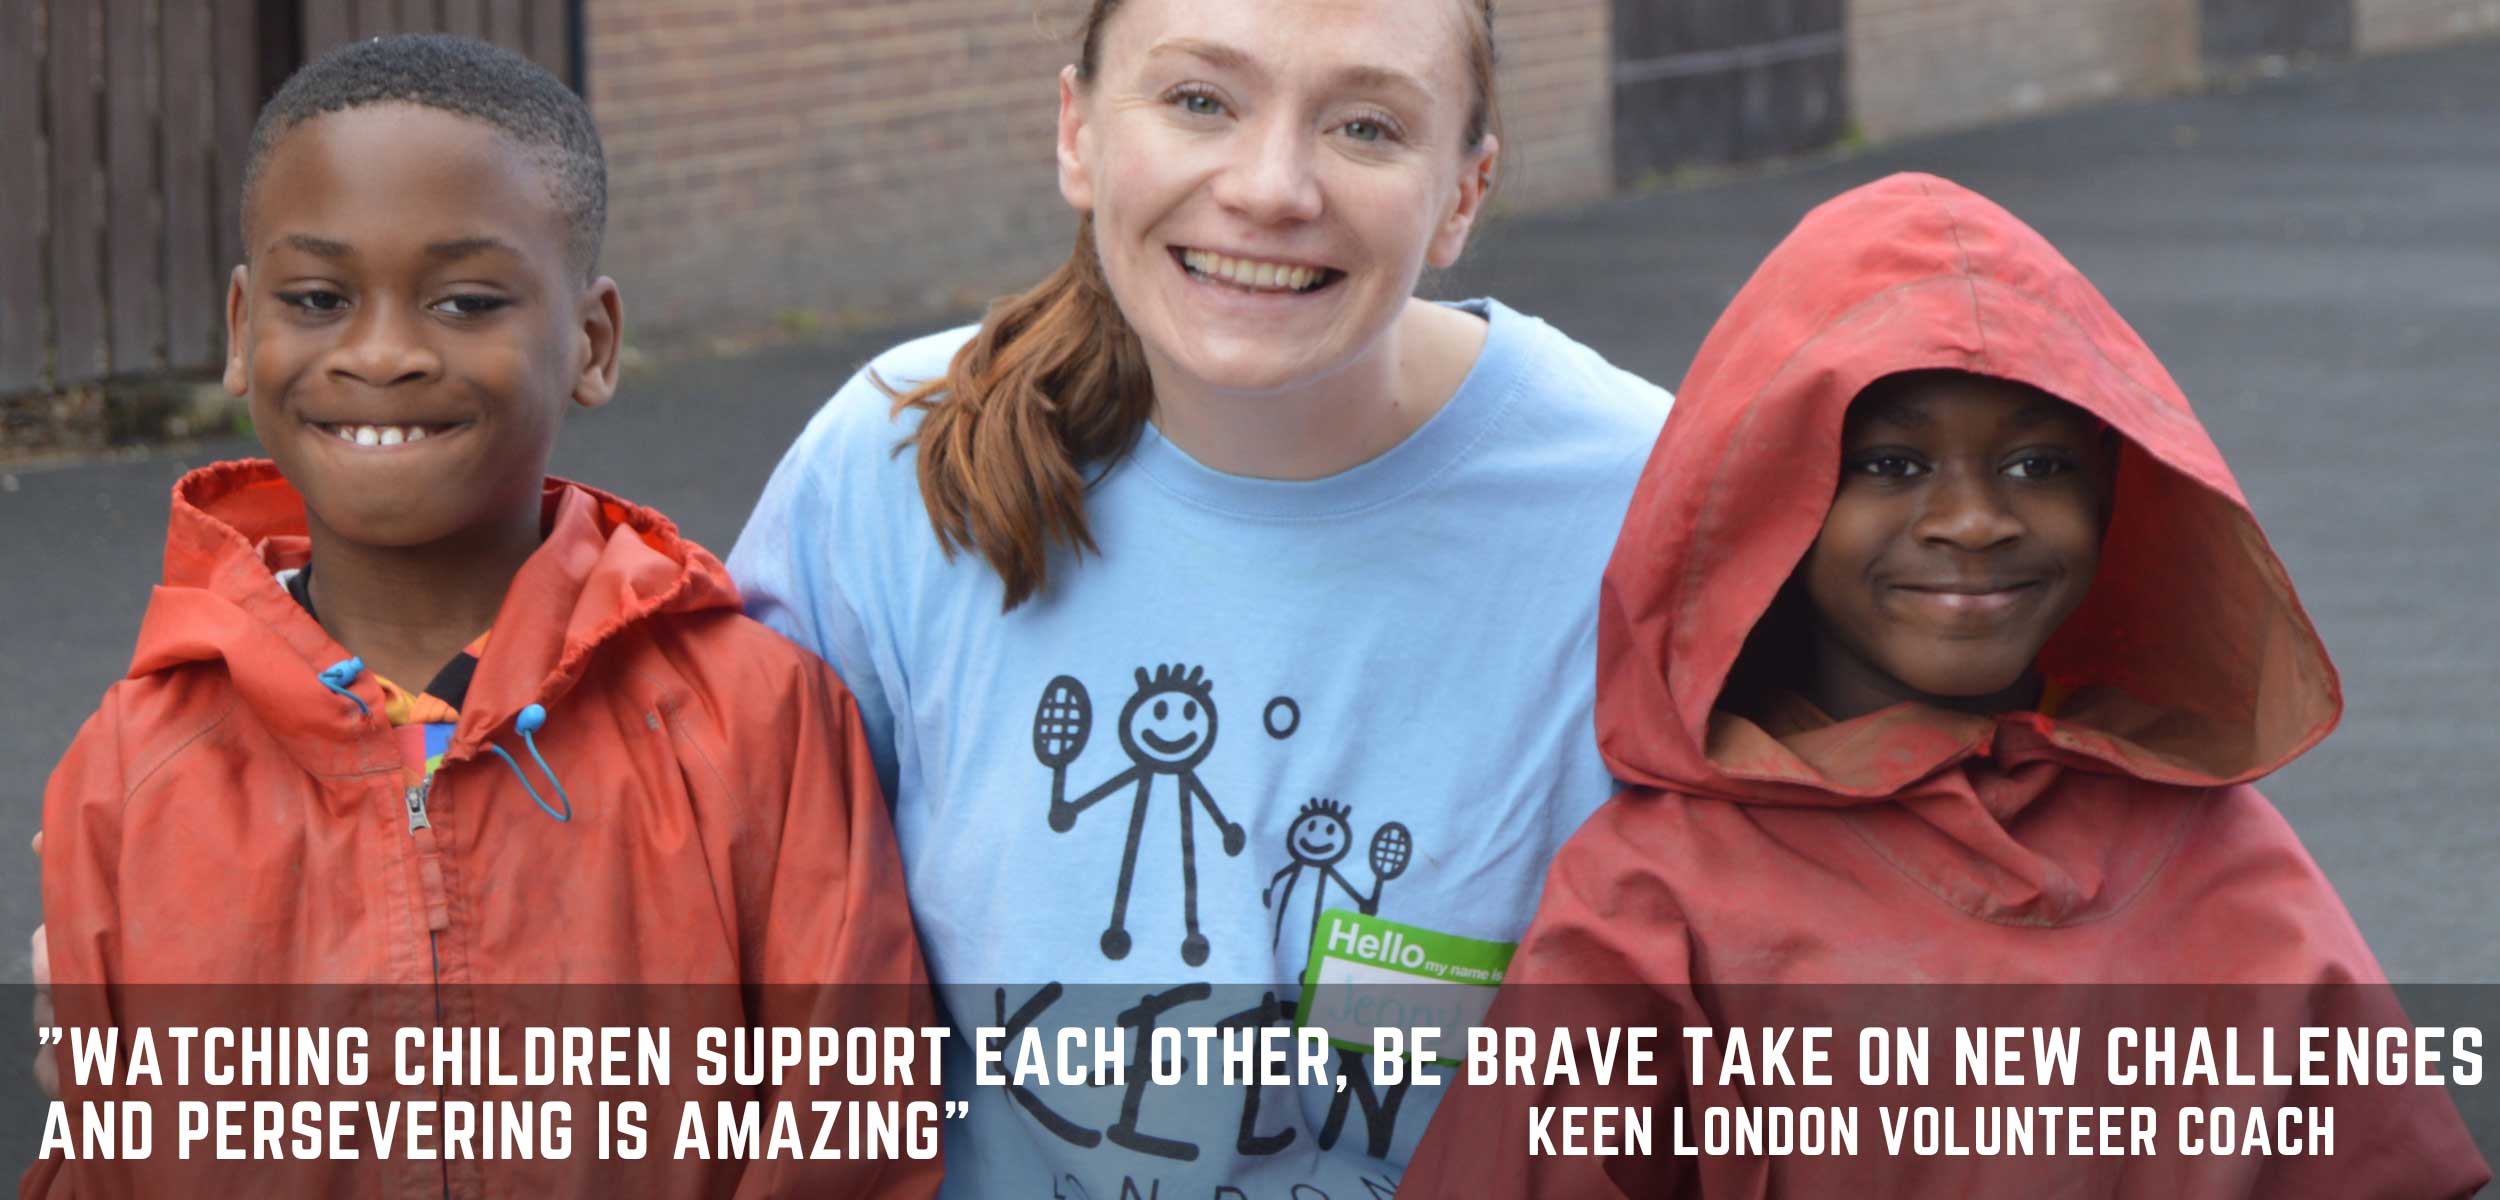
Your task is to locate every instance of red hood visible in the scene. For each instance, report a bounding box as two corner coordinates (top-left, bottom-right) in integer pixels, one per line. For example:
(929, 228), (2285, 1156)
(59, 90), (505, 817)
(129, 459), (741, 773)
(1598, 172), (2340, 806)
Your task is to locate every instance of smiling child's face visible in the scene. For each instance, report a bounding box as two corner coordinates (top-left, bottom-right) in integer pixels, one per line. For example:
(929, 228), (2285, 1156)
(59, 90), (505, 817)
(1800, 372), (2109, 720)
(227, 103), (619, 551)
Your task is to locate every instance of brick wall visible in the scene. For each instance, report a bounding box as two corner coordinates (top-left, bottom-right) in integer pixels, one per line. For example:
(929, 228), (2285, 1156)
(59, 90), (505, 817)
(1848, 0), (2202, 139)
(1488, 0), (1615, 209)
(590, 0), (1611, 341)
(590, 0), (1075, 339)
(591, 0), (2494, 343)
(2353, 0), (2500, 51)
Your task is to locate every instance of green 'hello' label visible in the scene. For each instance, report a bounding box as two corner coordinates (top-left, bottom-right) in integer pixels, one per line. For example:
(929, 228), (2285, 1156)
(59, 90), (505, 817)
(1295, 908), (1516, 1066)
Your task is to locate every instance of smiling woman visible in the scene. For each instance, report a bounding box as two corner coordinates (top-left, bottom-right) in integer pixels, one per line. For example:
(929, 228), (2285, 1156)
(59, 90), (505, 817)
(727, 0), (1673, 1194)
(891, 0), (1505, 608)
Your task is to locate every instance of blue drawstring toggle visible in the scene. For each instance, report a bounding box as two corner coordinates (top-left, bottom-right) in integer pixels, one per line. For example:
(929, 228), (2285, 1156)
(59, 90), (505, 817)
(487, 702), (573, 823)
(319, 657), (370, 717)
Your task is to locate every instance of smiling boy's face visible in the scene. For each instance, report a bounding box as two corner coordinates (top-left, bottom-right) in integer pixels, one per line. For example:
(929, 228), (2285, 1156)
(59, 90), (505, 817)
(1800, 372), (2110, 720)
(226, 103), (619, 550)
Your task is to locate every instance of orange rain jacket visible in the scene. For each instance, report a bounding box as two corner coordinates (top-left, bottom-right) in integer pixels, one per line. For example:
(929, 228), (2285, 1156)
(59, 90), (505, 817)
(32, 461), (937, 1199)
(1402, 175), (2487, 1197)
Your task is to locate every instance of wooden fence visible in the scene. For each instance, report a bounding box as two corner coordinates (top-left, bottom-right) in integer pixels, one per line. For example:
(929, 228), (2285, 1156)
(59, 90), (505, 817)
(0, 1), (577, 398)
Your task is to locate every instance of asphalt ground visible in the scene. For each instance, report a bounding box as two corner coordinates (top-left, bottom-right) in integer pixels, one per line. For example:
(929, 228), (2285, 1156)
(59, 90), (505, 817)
(3, 40), (2496, 986)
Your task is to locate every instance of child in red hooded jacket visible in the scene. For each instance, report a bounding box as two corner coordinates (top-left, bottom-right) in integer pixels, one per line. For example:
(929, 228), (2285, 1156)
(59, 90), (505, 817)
(31, 36), (934, 1200)
(1400, 174), (2487, 1197)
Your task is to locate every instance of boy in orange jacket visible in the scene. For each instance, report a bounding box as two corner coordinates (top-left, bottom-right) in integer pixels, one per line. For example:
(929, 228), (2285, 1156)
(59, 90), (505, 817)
(1401, 174), (2486, 1197)
(32, 35), (934, 1199)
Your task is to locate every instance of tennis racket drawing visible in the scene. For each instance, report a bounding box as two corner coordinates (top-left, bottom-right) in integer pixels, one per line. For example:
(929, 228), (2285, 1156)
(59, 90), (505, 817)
(1362, 821), (1413, 912)
(1034, 674), (1091, 830)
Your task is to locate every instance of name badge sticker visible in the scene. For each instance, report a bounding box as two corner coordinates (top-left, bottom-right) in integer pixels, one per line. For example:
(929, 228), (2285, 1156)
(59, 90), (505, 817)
(1297, 908), (1516, 1065)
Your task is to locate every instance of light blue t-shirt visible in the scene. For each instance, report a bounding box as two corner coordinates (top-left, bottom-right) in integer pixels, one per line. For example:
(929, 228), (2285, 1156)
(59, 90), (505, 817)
(729, 299), (1670, 1198)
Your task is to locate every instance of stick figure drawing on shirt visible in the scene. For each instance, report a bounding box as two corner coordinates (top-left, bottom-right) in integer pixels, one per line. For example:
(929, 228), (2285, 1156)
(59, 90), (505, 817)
(1033, 665), (1244, 967)
(1263, 798), (1407, 952)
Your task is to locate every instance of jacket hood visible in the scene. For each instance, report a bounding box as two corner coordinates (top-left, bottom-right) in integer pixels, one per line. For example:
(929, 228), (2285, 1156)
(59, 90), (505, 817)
(129, 459), (740, 774)
(1598, 173), (2340, 805)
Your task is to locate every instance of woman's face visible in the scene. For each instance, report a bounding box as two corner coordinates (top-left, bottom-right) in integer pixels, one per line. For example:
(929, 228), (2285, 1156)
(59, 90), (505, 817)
(1058, 0), (1494, 399)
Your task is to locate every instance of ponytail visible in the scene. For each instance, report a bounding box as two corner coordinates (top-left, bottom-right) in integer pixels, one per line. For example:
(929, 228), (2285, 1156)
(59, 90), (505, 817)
(888, 215), (1152, 610)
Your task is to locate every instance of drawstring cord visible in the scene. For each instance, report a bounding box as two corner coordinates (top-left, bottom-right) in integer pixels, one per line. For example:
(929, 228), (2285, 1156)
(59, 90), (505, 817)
(318, 657), (569, 824)
(486, 703), (573, 823)
(319, 658), (370, 716)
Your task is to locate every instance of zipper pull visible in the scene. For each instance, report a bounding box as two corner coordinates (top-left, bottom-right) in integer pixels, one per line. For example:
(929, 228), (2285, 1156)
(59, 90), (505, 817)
(404, 779), (451, 933)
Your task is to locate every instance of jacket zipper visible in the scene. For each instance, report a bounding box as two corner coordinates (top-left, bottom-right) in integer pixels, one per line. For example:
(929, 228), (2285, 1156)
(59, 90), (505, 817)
(405, 778), (456, 1200)
(404, 779), (453, 966)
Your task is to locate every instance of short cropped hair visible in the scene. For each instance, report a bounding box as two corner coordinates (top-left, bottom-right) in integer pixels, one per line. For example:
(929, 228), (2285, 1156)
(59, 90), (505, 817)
(243, 34), (606, 277)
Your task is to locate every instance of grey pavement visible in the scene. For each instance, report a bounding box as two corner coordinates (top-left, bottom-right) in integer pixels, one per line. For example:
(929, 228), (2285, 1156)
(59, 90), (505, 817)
(4, 40), (2497, 985)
